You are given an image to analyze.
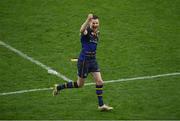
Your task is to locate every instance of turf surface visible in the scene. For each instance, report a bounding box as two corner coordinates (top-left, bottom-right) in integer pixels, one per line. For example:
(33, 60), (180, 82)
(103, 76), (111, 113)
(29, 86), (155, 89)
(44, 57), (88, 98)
(0, 0), (180, 119)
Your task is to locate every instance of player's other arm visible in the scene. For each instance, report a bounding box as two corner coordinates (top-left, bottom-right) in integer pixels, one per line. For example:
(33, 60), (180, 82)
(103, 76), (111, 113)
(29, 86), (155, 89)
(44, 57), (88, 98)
(80, 14), (93, 34)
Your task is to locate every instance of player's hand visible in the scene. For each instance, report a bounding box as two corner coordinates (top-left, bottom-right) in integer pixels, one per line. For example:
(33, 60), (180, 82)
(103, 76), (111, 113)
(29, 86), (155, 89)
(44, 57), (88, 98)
(87, 14), (93, 21)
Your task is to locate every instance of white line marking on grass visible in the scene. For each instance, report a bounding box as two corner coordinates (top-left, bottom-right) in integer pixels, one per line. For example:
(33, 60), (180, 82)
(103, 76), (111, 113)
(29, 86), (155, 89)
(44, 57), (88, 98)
(0, 88), (53, 96)
(0, 72), (180, 96)
(0, 40), (71, 82)
(85, 72), (180, 86)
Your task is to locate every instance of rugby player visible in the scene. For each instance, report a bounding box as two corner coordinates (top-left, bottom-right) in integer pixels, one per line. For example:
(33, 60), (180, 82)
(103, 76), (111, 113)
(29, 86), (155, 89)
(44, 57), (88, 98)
(53, 14), (113, 111)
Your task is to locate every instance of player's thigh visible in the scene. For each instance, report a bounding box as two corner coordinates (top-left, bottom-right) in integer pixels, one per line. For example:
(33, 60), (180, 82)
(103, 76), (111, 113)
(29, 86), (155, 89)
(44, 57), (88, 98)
(77, 76), (85, 87)
(92, 72), (104, 85)
(77, 60), (89, 78)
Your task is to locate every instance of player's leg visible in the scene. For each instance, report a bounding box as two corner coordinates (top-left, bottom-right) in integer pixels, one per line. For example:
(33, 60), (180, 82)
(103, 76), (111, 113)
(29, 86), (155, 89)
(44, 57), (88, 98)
(53, 76), (85, 96)
(92, 72), (113, 111)
(77, 76), (85, 87)
(53, 60), (88, 96)
(92, 72), (104, 105)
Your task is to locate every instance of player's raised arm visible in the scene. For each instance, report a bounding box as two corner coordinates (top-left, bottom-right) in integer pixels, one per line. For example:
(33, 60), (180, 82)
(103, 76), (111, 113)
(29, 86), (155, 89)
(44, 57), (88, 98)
(80, 14), (93, 33)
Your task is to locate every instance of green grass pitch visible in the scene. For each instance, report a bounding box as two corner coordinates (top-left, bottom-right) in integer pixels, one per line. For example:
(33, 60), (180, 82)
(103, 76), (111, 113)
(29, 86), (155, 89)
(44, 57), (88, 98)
(0, 0), (180, 119)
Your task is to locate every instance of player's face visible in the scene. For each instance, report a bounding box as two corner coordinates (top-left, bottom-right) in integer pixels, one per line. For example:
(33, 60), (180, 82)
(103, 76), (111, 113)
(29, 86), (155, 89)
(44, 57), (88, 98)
(90, 19), (99, 30)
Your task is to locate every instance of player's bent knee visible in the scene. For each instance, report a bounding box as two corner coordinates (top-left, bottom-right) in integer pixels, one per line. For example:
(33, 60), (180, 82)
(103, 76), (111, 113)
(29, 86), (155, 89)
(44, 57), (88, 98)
(77, 78), (85, 88)
(78, 82), (84, 88)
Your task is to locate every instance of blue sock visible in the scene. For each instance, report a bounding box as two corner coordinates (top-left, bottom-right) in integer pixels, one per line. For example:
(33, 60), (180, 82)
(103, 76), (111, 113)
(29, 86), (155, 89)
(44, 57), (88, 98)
(57, 82), (79, 90)
(96, 85), (104, 106)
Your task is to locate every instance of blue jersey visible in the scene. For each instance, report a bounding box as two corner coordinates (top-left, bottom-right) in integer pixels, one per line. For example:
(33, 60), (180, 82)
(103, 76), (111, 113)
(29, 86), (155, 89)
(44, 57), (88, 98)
(79, 27), (99, 60)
